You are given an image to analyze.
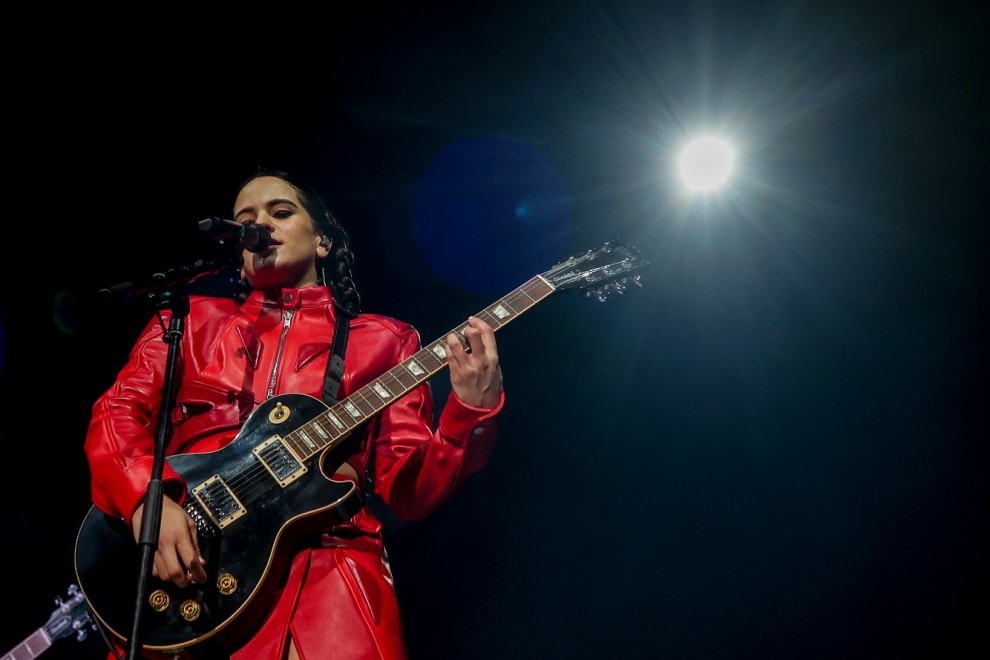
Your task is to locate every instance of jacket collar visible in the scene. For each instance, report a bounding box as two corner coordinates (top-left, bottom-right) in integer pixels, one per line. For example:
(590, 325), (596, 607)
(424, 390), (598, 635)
(243, 286), (336, 313)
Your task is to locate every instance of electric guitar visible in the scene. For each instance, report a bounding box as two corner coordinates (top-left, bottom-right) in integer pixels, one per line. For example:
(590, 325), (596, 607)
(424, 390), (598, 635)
(74, 240), (649, 657)
(2, 584), (93, 660)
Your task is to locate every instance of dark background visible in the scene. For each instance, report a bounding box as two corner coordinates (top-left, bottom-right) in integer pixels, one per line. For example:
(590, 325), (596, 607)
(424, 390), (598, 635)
(2, 1), (987, 658)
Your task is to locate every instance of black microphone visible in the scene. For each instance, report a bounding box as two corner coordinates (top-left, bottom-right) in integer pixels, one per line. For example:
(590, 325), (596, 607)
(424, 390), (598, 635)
(198, 216), (272, 253)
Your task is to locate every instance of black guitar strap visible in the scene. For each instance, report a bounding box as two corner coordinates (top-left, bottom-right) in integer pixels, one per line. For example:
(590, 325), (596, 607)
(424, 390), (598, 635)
(321, 306), (375, 503)
(321, 305), (349, 403)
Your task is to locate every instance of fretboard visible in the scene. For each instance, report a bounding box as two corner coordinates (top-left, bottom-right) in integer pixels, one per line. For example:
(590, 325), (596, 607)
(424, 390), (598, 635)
(1, 629), (51, 660)
(279, 275), (556, 461)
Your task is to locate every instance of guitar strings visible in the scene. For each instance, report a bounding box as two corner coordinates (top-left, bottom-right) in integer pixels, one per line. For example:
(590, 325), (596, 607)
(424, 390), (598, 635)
(189, 280), (551, 519)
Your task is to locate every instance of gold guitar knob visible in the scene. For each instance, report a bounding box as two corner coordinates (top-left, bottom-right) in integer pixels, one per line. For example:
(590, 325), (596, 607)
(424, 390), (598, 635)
(180, 600), (201, 622)
(149, 590), (170, 612)
(217, 572), (238, 596)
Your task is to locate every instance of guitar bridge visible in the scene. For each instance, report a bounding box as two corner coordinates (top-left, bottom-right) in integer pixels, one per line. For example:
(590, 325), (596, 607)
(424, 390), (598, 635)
(191, 476), (247, 529)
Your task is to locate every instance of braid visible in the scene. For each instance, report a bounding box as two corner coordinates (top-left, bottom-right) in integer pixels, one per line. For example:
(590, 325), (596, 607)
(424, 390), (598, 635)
(322, 220), (362, 318)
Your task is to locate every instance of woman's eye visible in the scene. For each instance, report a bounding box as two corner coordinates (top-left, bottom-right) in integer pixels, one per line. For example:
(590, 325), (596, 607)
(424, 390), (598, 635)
(274, 209), (292, 219)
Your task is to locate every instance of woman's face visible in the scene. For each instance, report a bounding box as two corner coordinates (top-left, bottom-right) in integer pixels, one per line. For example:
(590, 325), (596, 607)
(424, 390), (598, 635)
(233, 176), (329, 291)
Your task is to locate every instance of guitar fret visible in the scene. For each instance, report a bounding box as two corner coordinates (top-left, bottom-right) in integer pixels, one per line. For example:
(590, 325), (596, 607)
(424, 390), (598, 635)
(382, 369), (414, 394)
(296, 429), (317, 450)
(372, 380), (394, 399)
(334, 397), (361, 430)
(475, 311), (498, 329)
(404, 357), (427, 379)
(519, 289), (533, 303)
(324, 410), (346, 431)
(489, 301), (514, 319)
(352, 387), (383, 414)
(358, 388), (382, 412)
(524, 277), (554, 301)
(343, 400), (365, 418)
(417, 347), (445, 370)
(310, 419), (331, 440)
(11, 629), (51, 660)
(505, 292), (531, 310)
(429, 342), (448, 362)
(477, 304), (514, 329)
(284, 434), (305, 458)
(518, 292), (537, 305)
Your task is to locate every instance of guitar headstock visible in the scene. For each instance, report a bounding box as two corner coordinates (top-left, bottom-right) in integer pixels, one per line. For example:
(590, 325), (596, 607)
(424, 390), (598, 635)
(541, 240), (650, 302)
(43, 584), (93, 643)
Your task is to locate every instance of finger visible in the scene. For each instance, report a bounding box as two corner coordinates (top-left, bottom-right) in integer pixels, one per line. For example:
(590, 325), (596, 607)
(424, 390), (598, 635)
(461, 327), (482, 356)
(446, 332), (468, 364)
(465, 317), (497, 357)
(178, 538), (207, 584)
(184, 563), (207, 586)
(460, 324), (486, 357)
(169, 553), (203, 588)
(158, 549), (187, 584)
(185, 517), (206, 566)
(166, 552), (196, 587)
(177, 549), (204, 584)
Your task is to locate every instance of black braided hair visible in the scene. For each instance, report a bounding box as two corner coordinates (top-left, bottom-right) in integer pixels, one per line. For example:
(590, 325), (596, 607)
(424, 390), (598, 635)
(232, 169), (362, 318)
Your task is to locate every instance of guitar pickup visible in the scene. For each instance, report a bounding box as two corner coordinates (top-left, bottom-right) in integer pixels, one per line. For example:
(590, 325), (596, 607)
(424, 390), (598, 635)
(191, 476), (247, 529)
(253, 436), (308, 487)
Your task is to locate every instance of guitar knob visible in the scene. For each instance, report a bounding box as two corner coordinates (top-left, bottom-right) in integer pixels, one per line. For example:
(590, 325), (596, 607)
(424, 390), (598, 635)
(217, 572), (238, 596)
(149, 590), (170, 612)
(179, 600), (201, 622)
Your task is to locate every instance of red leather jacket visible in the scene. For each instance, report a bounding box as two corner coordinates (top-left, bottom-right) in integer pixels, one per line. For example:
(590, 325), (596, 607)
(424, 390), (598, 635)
(84, 285), (502, 532)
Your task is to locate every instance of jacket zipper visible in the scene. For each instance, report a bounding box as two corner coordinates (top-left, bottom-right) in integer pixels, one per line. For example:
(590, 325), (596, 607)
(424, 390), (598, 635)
(266, 309), (294, 399)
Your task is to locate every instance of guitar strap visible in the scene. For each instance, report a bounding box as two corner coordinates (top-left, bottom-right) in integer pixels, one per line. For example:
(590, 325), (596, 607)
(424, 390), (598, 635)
(321, 306), (375, 502)
(321, 305), (349, 403)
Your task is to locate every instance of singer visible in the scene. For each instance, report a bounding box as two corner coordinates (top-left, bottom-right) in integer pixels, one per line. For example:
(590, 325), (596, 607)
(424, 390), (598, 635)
(79, 169), (505, 659)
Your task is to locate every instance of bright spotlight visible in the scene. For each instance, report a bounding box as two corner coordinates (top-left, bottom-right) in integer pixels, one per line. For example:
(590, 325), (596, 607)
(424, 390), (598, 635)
(678, 136), (735, 192)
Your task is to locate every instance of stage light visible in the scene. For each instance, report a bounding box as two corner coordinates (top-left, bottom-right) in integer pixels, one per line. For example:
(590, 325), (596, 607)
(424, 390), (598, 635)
(678, 136), (735, 192)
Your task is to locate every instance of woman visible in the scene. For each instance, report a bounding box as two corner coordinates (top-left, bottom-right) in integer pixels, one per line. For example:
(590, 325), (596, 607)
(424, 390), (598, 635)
(83, 170), (504, 659)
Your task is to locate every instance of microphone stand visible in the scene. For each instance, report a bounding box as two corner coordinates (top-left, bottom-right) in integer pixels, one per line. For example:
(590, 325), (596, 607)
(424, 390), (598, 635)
(99, 255), (239, 660)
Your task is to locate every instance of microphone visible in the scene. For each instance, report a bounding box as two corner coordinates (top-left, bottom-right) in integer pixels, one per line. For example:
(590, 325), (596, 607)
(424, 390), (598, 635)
(198, 217), (272, 253)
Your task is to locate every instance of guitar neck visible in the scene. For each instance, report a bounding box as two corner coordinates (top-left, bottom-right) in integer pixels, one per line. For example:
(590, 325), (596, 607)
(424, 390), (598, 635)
(2, 628), (52, 660)
(2, 584), (92, 660)
(282, 275), (556, 462)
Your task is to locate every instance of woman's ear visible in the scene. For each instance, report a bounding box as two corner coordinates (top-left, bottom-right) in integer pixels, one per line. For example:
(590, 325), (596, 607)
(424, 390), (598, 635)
(317, 234), (332, 256)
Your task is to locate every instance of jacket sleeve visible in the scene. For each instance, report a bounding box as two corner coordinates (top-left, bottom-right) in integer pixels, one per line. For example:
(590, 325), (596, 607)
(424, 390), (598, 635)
(370, 327), (504, 522)
(83, 315), (188, 523)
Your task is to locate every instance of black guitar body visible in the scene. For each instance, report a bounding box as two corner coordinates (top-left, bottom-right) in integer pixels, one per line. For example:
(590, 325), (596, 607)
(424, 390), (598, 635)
(74, 393), (363, 656)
